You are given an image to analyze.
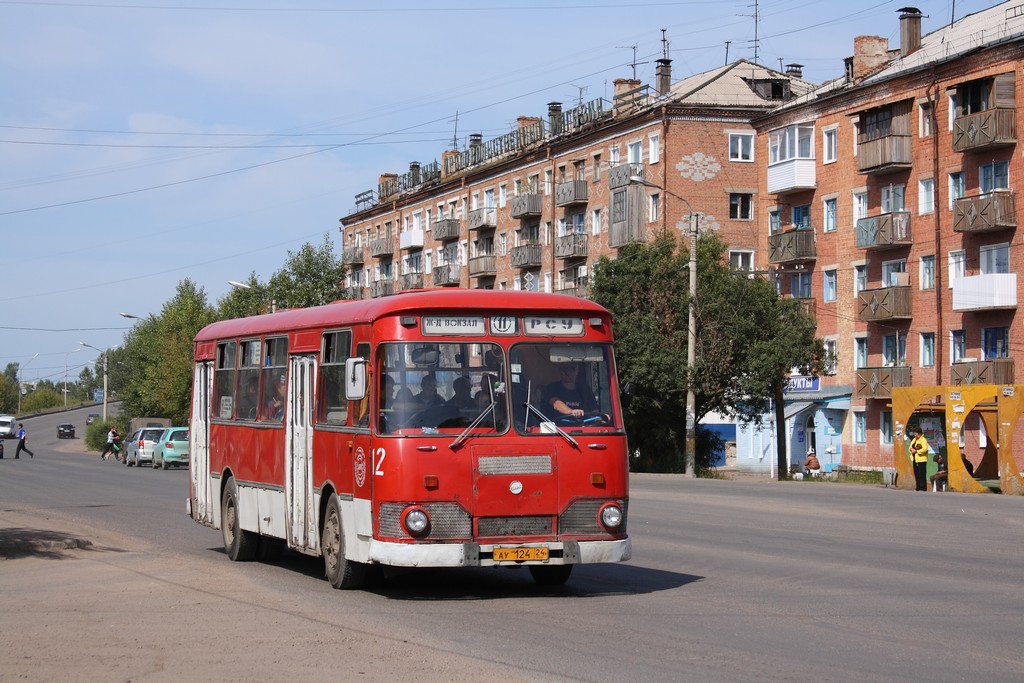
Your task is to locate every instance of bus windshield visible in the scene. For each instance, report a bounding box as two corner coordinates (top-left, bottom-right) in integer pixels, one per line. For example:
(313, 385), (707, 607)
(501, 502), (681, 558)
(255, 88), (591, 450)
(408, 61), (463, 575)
(509, 342), (620, 433)
(378, 342), (508, 435)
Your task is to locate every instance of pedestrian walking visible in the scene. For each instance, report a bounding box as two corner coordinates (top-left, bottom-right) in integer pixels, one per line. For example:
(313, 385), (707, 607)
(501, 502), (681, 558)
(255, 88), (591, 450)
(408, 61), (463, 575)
(15, 423), (34, 459)
(101, 426), (119, 460)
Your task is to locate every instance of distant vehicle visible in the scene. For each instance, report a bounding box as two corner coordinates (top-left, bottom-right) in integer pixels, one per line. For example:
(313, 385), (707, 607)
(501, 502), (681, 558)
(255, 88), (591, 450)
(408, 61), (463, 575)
(123, 427), (165, 467)
(128, 417), (170, 434)
(0, 415), (17, 439)
(152, 427), (189, 470)
(86, 414), (100, 425)
(57, 423), (76, 439)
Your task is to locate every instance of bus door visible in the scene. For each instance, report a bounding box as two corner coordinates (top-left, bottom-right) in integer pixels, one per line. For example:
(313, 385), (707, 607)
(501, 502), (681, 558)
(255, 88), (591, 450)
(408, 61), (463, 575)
(189, 361), (214, 525)
(286, 354), (317, 551)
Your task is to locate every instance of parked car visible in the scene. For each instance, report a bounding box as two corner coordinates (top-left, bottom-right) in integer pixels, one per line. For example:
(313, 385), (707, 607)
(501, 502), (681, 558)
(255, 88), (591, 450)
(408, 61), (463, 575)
(152, 427), (189, 470)
(0, 415), (17, 439)
(56, 423), (76, 439)
(123, 427), (166, 467)
(86, 413), (100, 425)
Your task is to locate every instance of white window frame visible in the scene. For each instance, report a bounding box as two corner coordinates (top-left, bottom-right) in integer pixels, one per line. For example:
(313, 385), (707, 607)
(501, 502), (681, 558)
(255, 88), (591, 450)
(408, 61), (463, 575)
(648, 133), (661, 164)
(854, 264), (867, 296)
(854, 337), (868, 369)
(729, 132), (754, 162)
(822, 125), (838, 164)
(920, 254), (935, 289)
(627, 140), (642, 165)
(920, 332), (935, 368)
(918, 178), (934, 215)
(951, 329), (966, 363)
(853, 191), (868, 222)
(591, 208), (602, 236)
(919, 101), (933, 137)
(823, 338), (838, 375)
(768, 123), (814, 165)
(948, 171), (965, 209)
(730, 250), (754, 272)
(854, 411), (866, 443)
(823, 197), (837, 233)
(882, 258), (907, 287)
(823, 270), (837, 302)
(649, 193), (660, 222)
(980, 243), (1009, 274)
(948, 250), (966, 287)
(881, 184), (906, 213)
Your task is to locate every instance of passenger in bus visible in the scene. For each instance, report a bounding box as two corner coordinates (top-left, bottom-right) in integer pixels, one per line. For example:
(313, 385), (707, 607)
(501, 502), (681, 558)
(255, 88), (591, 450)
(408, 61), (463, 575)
(239, 377), (259, 419)
(263, 375), (286, 420)
(543, 362), (599, 420)
(446, 376), (475, 410)
(415, 374), (444, 407)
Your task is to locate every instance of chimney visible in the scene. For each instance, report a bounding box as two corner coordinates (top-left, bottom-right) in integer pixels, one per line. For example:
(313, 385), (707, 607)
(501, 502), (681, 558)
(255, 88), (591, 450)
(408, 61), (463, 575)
(548, 102), (563, 136)
(409, 161), (421, 185)
(851, 35), (890, 83)
(441, 150), (460, 178)
(468, 133), (483, 164)
(613, 78), (643, 116)
(656, 58), (672, 96)
(784, 63), (803, 79)
(378, 173), (398, 199)
(469, 133), (482, 148)
(899, 6), (923, 57)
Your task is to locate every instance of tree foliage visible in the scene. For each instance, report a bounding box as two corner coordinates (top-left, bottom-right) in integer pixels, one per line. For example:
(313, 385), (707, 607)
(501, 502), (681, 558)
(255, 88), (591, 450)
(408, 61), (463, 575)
(592, 233), (825, 474)
(266, 233), (346, 310)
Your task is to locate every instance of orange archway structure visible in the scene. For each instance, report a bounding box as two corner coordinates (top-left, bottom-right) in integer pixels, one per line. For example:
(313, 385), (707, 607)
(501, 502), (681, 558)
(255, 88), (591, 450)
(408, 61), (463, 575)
(892, 385), (1024, 494)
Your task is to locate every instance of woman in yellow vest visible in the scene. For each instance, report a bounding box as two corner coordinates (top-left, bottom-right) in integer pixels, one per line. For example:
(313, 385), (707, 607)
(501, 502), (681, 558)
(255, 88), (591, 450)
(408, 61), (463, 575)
(909, 424), (930, 492)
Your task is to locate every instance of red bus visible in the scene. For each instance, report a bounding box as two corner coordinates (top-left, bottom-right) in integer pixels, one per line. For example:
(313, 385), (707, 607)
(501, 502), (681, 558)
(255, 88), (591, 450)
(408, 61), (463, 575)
(187, 289), (631, 588)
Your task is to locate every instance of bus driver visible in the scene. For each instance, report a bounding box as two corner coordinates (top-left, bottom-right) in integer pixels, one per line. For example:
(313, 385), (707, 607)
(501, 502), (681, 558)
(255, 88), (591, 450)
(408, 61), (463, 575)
(543, 362), (598, 420)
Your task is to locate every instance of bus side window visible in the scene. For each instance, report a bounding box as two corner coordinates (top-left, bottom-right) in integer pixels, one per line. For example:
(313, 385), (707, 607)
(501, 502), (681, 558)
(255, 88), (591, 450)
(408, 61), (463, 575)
(353, 342), (371, 427)
(319, 330), (351, 425)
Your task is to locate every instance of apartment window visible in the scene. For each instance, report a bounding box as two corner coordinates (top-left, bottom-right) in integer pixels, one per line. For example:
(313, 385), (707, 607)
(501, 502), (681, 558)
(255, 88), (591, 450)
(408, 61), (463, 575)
(769, 210), (781, 234)
(730, 250), (754, 271)
(980, 161), (1009, 193)
(768, 123), (814, 164)
(822, 126), (838, 163)
(499, 184), (507, 208)
(854, 265), (867, 295)
(882, 259), (907, 286)
(649, 193), (660, 222)
(919, 101), (933, 137)
(883, 333), (906, 366)
(980, 243), (1009, 274)
(591, 208), (602, 236)
(951, 329), (966, 363)
(792, 204), (810, 229)
(544, 170), (552, 195)
(983, 327), (1009, 359)
(729, 133), (754, 161)
(920, 332), (935, 367)
(593, 154), (602, 180)
(918, 178), (934, 215)
(611, 189), (626, 223)
(948, 250), (966, 287)
(792, 272), (811, 298)
(730, 193), (753, 220)
(627, 141), (642, 164)
(855, 337), (868, 369)
(649, 134), (661, 164)
(948, 172), (965, 209)
(823, 339), (837, 375)
(854, 411), (866, 443)
(920, 255), (935, 289)
(853, 191), (868, 222)
(823, 270), (837, 302)
(609, 146), (620, 167)
(881, 184), (906, 212)
(881, 411), (893, 444)
(497, 233), (506, 256)
(823, 198), (837, 232)
(861, 108), (892, 141)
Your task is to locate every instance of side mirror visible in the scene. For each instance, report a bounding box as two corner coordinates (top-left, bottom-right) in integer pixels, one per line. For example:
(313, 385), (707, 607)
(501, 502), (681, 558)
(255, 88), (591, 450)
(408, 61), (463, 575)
(620, 381), (636, 408)
(345, 358), (367, 401)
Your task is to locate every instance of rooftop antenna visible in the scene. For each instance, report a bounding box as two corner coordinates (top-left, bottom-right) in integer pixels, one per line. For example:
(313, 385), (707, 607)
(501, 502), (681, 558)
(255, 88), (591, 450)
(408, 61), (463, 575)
(449, 110), (460, 151)
(724, 40), (731, 65)
(661, 28), (670, 60)
(569, 83), (589, 107)
(740, 0), (761, 63)
(616, 43), (639, 79)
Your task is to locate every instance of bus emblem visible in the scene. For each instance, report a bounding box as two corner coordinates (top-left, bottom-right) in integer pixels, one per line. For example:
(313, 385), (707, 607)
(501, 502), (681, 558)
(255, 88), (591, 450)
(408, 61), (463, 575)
(354, 447), (367, 488)
(509, 480), (523, 495)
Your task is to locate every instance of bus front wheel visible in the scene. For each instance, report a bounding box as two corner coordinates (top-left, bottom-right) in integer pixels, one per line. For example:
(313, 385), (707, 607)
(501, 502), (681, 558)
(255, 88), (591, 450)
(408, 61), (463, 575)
(529, 564), (573, 586)
(222, 478), (257, 562)
(322, 493), (367, 590)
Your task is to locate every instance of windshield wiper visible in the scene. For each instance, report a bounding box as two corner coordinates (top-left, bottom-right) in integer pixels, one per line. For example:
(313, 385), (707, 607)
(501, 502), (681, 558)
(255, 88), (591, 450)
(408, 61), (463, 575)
(449, 402), (496, 451)
(522, 400), (579, 449)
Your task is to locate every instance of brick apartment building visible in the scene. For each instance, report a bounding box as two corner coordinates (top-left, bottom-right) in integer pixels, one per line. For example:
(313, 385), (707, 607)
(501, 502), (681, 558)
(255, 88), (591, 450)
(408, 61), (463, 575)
(748, 2), (1024, 478)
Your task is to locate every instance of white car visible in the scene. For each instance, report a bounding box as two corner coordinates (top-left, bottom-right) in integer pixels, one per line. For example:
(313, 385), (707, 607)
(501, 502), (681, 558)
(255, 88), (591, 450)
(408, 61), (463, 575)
(123, 427), (166, 467)
(0, 415), (17, 439)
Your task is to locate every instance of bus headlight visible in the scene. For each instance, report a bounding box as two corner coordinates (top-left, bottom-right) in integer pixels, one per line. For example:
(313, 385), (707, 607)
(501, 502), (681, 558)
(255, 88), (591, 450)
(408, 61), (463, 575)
(599, 503), (623, 530)
(402, 507), (431, 537)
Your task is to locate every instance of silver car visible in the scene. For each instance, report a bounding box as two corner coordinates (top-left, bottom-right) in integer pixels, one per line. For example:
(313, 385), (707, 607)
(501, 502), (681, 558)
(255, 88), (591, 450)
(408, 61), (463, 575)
(124, 427), (165, 467)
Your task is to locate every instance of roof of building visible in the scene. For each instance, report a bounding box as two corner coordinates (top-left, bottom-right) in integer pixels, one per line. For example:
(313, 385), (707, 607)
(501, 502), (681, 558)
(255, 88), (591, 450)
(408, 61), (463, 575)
(666, 59), (816, 108)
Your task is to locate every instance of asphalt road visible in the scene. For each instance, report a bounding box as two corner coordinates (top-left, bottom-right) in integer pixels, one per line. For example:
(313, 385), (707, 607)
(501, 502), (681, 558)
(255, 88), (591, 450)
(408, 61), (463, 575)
(1, 406), (1022, 682)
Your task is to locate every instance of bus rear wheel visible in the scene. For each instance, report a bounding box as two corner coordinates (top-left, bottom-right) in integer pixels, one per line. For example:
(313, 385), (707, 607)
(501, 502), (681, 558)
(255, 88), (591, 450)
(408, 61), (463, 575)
(529, 564), (573, 586)
(222, 478), (257, 561)
(322, 493), (367, 590)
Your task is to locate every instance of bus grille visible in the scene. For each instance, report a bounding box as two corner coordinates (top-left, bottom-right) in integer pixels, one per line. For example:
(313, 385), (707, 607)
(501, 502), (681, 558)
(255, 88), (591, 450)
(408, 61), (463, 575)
(477, 455), (552, 475)
(478, 516), (553, 537)
(559, 499), (628, 535)
(378, 502), (472, 540)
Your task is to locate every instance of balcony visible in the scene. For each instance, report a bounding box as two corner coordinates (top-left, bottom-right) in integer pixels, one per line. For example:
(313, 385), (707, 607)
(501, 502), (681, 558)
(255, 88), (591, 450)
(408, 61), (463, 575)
(952, 109), (1016, 152)
(510, 243), (543, 268)
(342, 245), (364, 265)
(555, 233), (588, 259)
(608, 163), (645, 189)
(557, 284), (590, 299)
(766, 158), (816, 195)
(510, 193), (543, 219)
(399, 229), (424, 251)
(554, 180), (588, 206)
(767, 228), (816, 264)
(398, 272), (423, 290)
(854, 365), (911, 399)
(467, 207), (497, 231)
(432, 264), (461, 287)
(369, 280), (393, 298)
(857, 285), (913, 322)
(433, 218), (461, 241)
(340, 286), (364, 300)
(469, 255), (496, 277)
(855, 212), (911, 250)
(856, 135), (913, 174)
(952, 273), (1017, 311)
(796, 297), (816, 318)
(952, 191), (1016, 233)
(369, 238), (394, 258)
(951, 358), (1014, 386)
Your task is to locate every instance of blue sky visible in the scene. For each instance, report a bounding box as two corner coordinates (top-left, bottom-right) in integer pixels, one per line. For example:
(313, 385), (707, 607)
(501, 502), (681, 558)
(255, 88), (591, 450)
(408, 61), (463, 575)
(0, 0), (989, 387)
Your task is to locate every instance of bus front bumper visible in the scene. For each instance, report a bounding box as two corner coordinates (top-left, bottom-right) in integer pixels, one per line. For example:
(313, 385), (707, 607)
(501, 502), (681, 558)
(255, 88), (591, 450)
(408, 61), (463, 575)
(367, 536), (631, 568)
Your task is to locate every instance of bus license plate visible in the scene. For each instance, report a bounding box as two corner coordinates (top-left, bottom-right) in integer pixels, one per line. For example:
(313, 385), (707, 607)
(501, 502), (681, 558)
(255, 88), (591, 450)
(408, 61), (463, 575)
(493, 546), (549, 562)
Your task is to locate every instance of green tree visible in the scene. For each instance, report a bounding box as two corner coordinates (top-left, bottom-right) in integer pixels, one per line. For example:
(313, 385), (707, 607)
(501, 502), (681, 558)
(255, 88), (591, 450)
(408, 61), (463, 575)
(0, 373), (17, 414)
(266, 234), (347, 310)
(217, 271), (268, 319)
(22, 386), (62, 412)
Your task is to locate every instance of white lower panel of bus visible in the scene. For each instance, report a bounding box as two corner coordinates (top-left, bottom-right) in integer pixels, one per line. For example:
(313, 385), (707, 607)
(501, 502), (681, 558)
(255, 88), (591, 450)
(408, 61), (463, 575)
(368, 537), (631, 568)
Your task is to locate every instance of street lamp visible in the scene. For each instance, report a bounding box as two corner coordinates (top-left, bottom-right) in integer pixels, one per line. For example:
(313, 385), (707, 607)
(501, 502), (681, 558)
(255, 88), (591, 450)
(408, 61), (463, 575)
(17, 352), (39, 416)
(64, 348), (81, 408)
(80, 342), (108, 422)
(629, 175), (697, 478)
(229, 279), (276, 313)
